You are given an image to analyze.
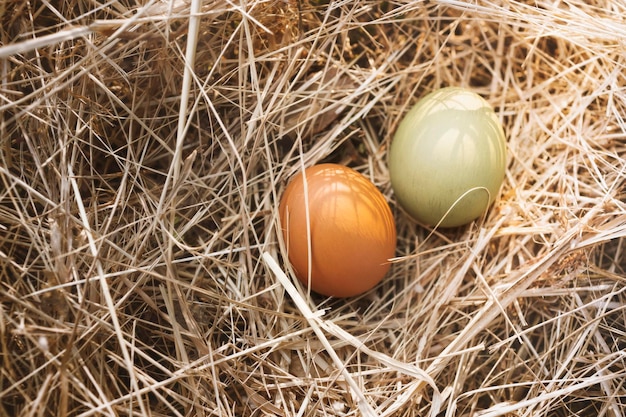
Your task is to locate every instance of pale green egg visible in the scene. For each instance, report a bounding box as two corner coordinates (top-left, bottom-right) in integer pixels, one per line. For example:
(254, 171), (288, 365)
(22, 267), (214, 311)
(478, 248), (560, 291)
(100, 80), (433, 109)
(389, 87), (507, 227)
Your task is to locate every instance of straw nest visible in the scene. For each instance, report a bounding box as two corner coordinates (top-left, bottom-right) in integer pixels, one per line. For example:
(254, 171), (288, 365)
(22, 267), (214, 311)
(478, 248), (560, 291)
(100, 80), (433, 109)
(1, 1), (625, 416)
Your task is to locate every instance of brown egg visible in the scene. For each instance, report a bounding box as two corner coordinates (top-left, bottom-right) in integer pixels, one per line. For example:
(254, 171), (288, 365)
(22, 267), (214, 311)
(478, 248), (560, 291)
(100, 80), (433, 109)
(279, 164), (396, 297)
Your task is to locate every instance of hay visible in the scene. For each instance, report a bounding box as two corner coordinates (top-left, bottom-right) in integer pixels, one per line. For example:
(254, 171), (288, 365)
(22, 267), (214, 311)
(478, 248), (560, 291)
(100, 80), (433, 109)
(1, 0), (625, 416)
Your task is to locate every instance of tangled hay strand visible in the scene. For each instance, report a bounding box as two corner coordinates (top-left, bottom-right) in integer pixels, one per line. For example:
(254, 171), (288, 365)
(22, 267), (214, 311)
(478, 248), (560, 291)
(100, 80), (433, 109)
(1, 0), (625, 416)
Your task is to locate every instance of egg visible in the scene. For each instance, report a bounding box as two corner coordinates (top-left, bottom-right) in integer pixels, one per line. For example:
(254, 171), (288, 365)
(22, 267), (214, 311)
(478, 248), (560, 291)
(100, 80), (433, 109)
(279, 164), (396, 297)
(389, 87), (507, 227)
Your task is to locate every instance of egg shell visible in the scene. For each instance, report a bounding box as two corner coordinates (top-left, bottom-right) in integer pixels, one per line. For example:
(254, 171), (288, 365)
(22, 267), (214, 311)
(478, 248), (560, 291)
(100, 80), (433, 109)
(389, 87), (507, 227)
(279, 164), (396, 297)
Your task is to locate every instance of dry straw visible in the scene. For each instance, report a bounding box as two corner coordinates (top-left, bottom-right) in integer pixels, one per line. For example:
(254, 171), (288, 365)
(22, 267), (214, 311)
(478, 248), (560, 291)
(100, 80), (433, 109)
(1, 0), (625, 416)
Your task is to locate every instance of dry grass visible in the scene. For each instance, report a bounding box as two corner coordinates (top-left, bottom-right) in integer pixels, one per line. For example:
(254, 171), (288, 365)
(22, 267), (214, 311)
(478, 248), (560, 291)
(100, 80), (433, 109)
(1, 0), (625, 416)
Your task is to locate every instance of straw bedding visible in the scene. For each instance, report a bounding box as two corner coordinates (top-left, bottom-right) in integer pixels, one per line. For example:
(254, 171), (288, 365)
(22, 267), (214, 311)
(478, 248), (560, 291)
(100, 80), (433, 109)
(1, 1), (624, 416)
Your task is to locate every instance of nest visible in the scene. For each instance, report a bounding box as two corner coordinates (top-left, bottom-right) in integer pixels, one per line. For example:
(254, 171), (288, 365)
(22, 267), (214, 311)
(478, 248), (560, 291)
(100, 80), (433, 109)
(1, 1), (625, 416)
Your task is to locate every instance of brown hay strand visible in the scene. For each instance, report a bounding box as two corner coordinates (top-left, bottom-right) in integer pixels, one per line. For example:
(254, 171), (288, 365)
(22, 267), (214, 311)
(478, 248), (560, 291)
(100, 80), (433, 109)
(1, 1), (625, 416)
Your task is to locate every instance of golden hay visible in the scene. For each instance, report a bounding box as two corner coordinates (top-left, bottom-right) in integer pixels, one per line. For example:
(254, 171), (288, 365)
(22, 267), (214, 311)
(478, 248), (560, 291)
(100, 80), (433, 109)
(1, 1), (625, 416)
